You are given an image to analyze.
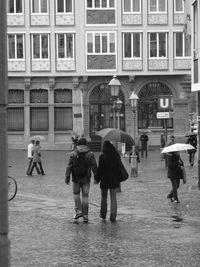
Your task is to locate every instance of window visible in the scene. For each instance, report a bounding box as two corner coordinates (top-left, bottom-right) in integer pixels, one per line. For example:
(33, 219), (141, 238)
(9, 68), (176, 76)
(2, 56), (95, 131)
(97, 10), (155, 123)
(123, 33), (141, 58)
(54, 89), (73, 131)
(30, 107), (49, 131)
(86, 0), (115, 8)
(54, 107), (72, 130)
(174, 0), (183, 12)
(31, 0), (47, 13)
(174, 32), (191, 57)
(87, 32), (116, 54)
(8, 0), (23, 13)
(7, 90), (24, 131)
(56, 33), (74, 59)
(149, 32), (167, 58)
(149, 0), (166, 12)
(57, 0), (73, 12)
(8, 34), (24, 59)
(123, 0), (140, 12)
(32, 34), (49, 59)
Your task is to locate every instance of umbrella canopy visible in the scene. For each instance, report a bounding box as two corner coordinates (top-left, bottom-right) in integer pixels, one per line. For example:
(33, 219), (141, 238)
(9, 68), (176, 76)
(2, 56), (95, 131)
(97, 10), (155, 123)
(161, 143), (195, 153)
(184, 131), (197, 137)
(95, 128), (135, 146)
(30, 135), (45, 141)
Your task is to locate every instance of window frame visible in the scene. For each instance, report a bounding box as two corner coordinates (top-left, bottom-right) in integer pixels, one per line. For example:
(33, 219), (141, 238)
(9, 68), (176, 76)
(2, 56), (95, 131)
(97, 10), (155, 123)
(8, 0), (24, 14)
(174, 0), (184, 13)
(56, 32), (75, 59)
(174, 31), (191, 58)
(149, 0), (167, 13)
(86, 0), (115, 9)
(122, 0), (141, 14)
(148, 32), (168, 58)
(31, 33), (50, 60)
(123, 31), (142, 59)
(7, 33), (25, 60)
(56, 0), (74, 14)
(86, 31), (116, 55)
(31, 0), (48, 14)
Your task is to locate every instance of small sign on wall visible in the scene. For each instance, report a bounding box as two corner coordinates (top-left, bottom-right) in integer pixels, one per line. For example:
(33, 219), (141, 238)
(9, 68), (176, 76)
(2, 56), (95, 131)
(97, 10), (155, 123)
(74, 113), (82, 118)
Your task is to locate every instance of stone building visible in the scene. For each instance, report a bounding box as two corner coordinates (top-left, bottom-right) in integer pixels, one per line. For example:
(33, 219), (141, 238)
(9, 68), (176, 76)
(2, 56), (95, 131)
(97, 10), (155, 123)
(7, 0), (192, 150)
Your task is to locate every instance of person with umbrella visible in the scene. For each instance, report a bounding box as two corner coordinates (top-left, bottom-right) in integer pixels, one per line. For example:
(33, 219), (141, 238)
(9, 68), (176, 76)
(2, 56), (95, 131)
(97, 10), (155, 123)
(166, 151), (184, 203)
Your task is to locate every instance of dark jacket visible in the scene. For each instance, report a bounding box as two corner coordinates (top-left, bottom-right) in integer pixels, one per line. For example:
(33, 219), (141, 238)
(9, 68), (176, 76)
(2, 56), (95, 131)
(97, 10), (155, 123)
(65, 145), (97, 184)
(167, 153), (183, 180)
(96, 144), (121, 189)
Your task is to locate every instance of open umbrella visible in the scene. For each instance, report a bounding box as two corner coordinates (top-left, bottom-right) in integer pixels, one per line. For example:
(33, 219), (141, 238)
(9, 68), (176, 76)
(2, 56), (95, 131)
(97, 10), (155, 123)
(184, 131), (197, 137)
(95, 128), (135, 146)
(30, 135), (45, 141)
(161, 143), (195, 153)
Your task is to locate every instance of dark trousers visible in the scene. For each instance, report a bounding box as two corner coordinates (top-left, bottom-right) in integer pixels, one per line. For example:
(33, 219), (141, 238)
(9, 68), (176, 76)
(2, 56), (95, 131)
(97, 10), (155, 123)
(29, 162), (45, 175)
(100, 188), (117, 221)
(26, 158), (40, 175)
(169, 178), (180, 201)
(141, 145), (148, 158)
(188, 152), (195, 166)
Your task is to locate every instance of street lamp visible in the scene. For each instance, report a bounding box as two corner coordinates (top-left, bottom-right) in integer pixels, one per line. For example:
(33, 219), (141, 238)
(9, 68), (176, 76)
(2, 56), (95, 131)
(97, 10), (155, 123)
(109, 75), (122, 129)
(129, 91), (139, 140)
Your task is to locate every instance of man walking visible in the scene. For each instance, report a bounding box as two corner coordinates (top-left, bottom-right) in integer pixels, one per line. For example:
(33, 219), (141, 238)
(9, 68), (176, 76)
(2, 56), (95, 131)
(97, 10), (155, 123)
(65, 138), (98, 223)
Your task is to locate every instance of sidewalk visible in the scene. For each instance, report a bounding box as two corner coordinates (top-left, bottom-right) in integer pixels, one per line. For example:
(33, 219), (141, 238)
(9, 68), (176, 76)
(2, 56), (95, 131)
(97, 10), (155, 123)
(8, 149), (200, 267)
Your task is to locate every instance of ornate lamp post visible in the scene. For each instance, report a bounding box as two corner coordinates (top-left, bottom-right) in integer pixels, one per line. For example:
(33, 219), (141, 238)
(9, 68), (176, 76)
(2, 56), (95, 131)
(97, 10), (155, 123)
(108, 75), (121, 129)
(115, 99), (123, 129)
(129, 91), (139, 140)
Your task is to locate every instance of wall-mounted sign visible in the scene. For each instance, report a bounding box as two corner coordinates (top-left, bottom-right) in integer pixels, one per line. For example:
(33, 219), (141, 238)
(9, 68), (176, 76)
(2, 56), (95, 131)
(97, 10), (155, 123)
(158, 95), (173, 110)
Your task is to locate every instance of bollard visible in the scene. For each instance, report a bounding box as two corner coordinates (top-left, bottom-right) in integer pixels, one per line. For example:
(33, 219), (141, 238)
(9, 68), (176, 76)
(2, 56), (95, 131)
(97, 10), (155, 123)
(130, 155), (138, 177)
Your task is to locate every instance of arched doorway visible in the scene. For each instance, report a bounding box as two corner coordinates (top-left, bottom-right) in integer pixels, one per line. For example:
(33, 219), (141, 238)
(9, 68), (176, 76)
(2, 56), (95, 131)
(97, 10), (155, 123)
(138, 82), (173, 130)
(89, 83), (125, 138)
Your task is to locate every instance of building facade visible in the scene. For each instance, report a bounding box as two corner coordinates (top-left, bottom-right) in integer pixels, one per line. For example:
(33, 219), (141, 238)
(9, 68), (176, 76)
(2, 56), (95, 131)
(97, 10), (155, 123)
(7, 0), (192, 150)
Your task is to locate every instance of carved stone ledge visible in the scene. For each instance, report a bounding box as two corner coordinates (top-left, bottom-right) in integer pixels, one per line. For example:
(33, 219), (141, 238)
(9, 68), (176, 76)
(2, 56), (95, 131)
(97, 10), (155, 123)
(129, 75), (136, 83)
(24, 77), (31, 90)
(48, 77), (56, 90)
(72, 77), (80, 88)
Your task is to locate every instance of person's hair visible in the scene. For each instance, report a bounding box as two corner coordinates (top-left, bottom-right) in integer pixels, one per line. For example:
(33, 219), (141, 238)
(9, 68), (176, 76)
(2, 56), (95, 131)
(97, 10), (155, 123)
(31, 140), (35, 144)
(77, 138), (87, 146)
(35, 140), (40, 145)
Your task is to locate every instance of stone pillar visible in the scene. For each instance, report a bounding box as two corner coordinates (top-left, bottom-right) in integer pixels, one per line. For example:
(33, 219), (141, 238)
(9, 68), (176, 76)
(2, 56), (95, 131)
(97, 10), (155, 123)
(173, 99), (188, 138)
(24, 78), (31, 144)
(48, 77), (56, 148)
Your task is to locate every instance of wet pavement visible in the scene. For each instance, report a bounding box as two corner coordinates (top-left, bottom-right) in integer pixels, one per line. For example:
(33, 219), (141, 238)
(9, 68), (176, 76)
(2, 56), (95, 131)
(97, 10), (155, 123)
(8, 149), (200, 267)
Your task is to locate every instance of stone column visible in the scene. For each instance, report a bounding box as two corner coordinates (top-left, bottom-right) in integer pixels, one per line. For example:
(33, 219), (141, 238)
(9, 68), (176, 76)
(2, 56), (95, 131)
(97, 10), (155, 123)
(48, 77), (56, 148)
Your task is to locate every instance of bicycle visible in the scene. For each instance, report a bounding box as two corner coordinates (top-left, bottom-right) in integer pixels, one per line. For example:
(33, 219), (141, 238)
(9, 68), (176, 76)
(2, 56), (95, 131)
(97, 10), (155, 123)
(8, 166), (17, 201)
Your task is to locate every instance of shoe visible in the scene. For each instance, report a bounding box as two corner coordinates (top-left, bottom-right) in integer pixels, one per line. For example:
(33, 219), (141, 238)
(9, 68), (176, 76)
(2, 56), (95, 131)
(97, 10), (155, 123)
(174, 200), (180, 203)
(83, 216), (88, 223)
(73, 213), (82, 220)
(100, 214), (106, 220)
(167, 194), (174, 202)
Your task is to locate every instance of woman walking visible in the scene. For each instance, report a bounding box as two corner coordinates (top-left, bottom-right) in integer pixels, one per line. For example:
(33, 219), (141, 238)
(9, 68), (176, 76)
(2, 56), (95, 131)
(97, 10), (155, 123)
(29, 140), (45, 176)
(96, 140), (121, 222)
(166, 151), (184, 203)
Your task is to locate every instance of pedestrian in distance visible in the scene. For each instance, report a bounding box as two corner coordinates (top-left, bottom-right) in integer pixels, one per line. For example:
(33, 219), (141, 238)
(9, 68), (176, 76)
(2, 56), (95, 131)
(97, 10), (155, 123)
(65, 137), (98, 223)
(166, 151), (185, 203)
(167, 135), (175, 146)
(160, 133), (166, 161)
(26, 140), (41, 176)
(71, 135), (79, 150)
(96, 140), (122, 222)
(139, 132), (149, 158)
(29, 140), (45, 176)
(186, 135), (197, 167)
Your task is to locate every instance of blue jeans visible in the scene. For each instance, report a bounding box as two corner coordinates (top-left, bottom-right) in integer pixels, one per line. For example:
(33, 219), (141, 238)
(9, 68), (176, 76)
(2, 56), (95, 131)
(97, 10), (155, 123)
(100, 188), (117, 221)
(73, 182), (90, 218)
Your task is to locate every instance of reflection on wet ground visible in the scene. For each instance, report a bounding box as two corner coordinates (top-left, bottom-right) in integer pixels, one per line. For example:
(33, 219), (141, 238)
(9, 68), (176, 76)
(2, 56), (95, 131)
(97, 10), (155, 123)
(8, 149), (200, 267)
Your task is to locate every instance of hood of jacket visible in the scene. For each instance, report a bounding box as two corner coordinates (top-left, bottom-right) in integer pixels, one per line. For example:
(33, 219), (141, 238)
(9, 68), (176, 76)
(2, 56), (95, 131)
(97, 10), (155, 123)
(76, 145), (90, 153)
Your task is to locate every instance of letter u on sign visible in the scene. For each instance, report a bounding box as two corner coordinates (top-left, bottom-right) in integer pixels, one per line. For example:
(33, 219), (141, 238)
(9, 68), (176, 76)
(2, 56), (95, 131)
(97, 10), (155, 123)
(160, 98), (169, 109)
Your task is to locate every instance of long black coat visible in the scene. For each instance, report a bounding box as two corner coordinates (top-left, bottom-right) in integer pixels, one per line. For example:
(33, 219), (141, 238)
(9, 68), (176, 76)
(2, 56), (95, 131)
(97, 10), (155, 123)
(96, 154), (120, 189)
(167, 153), (183, 180)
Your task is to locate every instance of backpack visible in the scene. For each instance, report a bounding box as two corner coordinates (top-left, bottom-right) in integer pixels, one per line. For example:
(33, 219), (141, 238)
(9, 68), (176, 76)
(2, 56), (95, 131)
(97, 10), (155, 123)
(72, 152), (89, 178)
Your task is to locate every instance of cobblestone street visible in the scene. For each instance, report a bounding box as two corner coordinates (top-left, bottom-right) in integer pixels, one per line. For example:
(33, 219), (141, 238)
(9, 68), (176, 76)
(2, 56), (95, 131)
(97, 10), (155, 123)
(8, 149), (200, 267)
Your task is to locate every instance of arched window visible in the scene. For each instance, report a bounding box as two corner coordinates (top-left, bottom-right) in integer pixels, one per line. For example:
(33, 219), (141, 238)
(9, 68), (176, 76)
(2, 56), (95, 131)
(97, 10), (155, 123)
(138, 82), (173, 129)
(89, 83), (125, 136)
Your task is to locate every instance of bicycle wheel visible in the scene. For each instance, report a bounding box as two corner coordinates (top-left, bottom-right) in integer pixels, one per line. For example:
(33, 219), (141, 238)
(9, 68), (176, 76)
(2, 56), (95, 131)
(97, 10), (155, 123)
(8, 176), (17, 201)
